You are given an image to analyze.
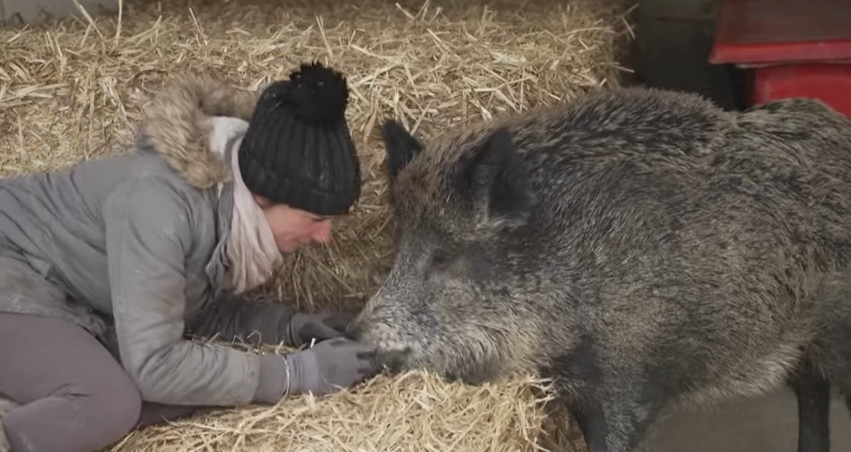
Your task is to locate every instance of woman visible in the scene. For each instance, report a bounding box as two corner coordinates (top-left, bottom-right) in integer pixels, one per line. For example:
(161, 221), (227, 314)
(0, 62), (379, 452)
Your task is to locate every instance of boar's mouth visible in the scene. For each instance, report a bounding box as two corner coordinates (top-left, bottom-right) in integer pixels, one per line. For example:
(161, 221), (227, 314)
(374, 347), (487, 386)
(374, 347), (414, 375)
(344, 320), (421, 372)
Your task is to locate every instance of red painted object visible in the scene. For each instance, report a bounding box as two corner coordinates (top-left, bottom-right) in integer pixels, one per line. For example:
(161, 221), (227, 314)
(709, 0), (851, 118)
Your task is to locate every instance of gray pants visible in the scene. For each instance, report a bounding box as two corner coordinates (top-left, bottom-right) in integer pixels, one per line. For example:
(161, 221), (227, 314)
(0, 312), (197, 452)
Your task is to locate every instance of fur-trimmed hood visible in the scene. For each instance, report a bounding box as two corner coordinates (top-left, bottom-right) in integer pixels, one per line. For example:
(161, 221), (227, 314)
(137, 74), (261, 190)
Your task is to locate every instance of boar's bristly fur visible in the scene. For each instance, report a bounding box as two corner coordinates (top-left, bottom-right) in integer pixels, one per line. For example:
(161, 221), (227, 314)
(348, 87), (851, 452)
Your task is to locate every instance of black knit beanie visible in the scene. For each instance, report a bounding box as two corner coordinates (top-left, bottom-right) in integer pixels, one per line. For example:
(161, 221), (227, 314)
(237, 62), (361, 216)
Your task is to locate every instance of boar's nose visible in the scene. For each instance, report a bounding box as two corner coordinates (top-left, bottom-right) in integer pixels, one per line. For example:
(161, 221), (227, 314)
(343, 319), (363, 341)
(378, 347), (414, 375)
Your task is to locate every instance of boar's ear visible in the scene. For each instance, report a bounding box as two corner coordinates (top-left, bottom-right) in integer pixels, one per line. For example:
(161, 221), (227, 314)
(459, 127), (532, 231)
(381, 120), (424, 183)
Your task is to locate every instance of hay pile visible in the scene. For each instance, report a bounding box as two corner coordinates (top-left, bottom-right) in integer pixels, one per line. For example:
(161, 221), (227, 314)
(116, 368), (559, 452)
(0, 0), (633, 450)
(110, 338), (587, 452)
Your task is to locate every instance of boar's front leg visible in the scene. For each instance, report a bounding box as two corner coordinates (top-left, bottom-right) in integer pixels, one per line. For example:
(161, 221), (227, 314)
(565, 384), (665, 452)
(551, 340), (665, 451)
(789, 357), (831, 452)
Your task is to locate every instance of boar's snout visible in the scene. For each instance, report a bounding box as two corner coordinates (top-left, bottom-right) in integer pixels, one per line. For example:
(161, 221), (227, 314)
(343, 306), (379, 341)
(345, 316), (414, 375)
(343, 316), (366, 341)
(344, 305), (420, 372)
(376, 347), (414, 375)
(344, 307), (393, 346)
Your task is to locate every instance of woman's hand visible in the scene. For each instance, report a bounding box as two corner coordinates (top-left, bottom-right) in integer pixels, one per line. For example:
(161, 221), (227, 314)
(281, 337), (380, 396)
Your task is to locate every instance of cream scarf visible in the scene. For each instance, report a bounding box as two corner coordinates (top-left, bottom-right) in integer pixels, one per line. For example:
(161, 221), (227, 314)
(207, 116), (284, 293)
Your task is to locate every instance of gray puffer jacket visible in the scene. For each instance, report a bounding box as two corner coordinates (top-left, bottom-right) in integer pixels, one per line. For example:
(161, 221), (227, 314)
(0, 75), (298, 407)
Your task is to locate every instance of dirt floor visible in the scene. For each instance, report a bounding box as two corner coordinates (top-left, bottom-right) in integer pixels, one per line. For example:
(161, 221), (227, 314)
(644, 388), (851, 451)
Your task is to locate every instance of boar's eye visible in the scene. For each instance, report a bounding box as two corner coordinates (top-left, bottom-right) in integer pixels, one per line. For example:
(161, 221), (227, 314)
(429, 248), (454, 273)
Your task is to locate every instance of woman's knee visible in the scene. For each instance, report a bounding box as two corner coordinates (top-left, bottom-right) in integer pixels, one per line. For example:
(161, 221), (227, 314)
(2, 377), (141, 452)
(82, 372), (143, 438)
(40, 337), (144, 443)
(0, 313), (144, 451)
(3, 380), (141, 452)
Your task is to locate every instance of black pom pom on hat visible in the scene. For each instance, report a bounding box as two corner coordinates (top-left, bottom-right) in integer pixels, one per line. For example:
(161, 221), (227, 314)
(238, 61), (361, 216)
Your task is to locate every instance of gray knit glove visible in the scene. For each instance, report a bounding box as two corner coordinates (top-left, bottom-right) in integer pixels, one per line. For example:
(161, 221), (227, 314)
(283, 337), (380, 396)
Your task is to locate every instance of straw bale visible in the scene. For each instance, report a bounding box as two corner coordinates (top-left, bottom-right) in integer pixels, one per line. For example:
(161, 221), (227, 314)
(114, 372), (561, 452)
(105, 341), (568, 452)
(0, 0), (635, 314)
(0, 0), (634, 450)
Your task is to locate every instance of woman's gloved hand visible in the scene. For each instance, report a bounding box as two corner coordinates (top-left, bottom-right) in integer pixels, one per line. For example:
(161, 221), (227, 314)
(282, 337), (380, 396)
(286, 311), (357, 347)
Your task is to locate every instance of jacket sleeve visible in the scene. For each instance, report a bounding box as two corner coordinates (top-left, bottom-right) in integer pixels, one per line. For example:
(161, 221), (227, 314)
(103, 176), (288, 406)
(185, 292), (299, 347)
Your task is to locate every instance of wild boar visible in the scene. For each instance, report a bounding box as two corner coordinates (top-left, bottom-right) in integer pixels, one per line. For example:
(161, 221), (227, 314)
(346, 87), (851, 452)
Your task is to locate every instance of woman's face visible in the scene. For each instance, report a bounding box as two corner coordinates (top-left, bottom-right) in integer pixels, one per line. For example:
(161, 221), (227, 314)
(255, 195), (333, 253)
